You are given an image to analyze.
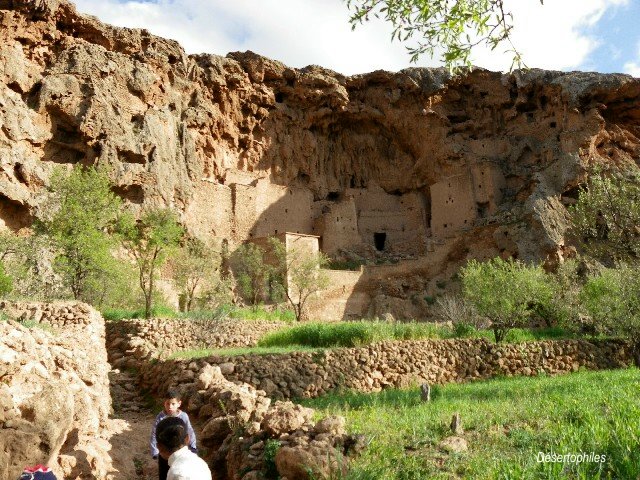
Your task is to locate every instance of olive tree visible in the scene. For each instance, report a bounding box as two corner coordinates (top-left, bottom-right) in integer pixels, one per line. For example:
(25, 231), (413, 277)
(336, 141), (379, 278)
(461, 257), (553, 342)
(35, 166), (121, 302)
(569, 167), (640, 265)
(170, 237), (223, 312)
(230, 242), (272, 307)
(270, 238), (330, 322)
(580, 265), (640, 366)
(119, 208), (183, 318)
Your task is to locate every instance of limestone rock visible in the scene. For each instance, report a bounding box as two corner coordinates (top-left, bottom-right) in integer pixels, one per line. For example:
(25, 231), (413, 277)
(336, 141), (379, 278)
(313, 415), (346, 436)
(275, 445), (348, 480)
(262, 401), (314, 436)
(1, 0), (639, 322)
(197, 364), (225, 390)
(0, 301), (111, 480)
(438, 436), (468, 454)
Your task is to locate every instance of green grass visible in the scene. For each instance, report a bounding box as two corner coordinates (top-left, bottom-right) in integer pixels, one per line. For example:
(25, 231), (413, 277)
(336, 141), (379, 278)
(463, 326), (575, 343)
(102, 305), (178, 321)
(226, 305), (295, 322)
(257, 321), (450, 348)
(257, 322), (574, 349)
(301, 368), (640, 479)
(102, 304), (294, 322)
(168, 345), (322, 359)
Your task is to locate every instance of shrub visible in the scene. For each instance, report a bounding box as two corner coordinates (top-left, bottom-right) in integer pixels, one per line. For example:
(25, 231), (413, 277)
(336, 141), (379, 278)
(433, 293), (480, 326)
(263, 439), (282, 478)
(461, 257), (554, 342)
(580, 264), (640, 364)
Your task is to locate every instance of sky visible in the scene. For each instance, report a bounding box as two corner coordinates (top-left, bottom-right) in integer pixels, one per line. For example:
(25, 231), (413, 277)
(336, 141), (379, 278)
(72, 0), (640, 77)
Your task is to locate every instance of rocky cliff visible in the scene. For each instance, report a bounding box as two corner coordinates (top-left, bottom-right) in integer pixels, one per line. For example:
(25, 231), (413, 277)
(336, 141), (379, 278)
(1, 0), (639, 301)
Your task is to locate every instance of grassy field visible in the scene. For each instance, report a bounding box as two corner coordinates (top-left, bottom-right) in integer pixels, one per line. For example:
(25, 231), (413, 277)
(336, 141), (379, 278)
(167, 323), (577, 360)
(258, 322), (574, 349)
(102, 304), (295, 322)
(167, 345), (323, 359)
(301, 368), (640, 479)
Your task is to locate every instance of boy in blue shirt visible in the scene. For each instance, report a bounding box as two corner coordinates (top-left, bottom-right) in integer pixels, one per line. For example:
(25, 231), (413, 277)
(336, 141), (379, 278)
(150, 389), (197, 480)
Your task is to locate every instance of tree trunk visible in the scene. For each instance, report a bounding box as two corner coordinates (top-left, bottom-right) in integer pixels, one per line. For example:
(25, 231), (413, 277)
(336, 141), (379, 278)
(146, 271), (154, 319)
(633, 342), (640, 367)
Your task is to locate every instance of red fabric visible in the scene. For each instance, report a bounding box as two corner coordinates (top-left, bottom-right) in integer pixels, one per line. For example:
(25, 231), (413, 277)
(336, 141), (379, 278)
(22, 466), (51, 473)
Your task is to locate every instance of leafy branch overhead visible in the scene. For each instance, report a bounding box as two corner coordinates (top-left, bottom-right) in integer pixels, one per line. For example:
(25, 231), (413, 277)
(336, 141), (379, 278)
(345, 0), (525, 73)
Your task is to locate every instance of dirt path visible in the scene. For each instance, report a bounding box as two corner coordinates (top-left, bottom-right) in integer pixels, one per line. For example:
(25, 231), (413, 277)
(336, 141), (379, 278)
(104, 369), (158, 479)
(104, 369), (204, 480)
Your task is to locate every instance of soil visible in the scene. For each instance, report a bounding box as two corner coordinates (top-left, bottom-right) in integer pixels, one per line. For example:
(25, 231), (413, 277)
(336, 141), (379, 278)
(104, 369), (203, 480)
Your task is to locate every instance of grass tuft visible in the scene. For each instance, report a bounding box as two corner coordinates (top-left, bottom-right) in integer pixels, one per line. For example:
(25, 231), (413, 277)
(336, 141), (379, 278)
(257, 321), (449, 348)
(168, 345), (322, 360)
(102, 304), (294, 323)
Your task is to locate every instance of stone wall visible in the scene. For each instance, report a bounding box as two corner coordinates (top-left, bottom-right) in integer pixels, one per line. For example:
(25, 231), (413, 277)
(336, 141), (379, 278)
(150, 365), (364, 480)
(106, 318), (364, 480)
(106, 317), (285, 367)
(0, 301), (112, 480)
(135, 338), (631, 401)
(107, 318), (632, 478)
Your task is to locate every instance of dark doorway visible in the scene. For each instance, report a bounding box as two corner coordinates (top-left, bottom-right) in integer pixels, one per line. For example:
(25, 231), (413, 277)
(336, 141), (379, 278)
(477, 201), (490, 219)
(374, 232), (387, 251)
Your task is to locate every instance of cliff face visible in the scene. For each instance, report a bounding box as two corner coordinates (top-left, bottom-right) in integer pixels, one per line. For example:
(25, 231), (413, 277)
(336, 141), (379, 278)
(1, 0), (640, 281)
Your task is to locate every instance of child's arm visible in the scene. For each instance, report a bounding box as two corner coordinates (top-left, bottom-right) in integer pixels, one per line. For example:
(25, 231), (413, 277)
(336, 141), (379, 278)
(150, 413), (163, 457)
(180, 412), (198, 452)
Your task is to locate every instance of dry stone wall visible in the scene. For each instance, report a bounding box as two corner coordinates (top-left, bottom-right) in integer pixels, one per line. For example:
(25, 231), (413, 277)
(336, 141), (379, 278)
(136, 338), (631, 401)
(106, 319), (364, 480)
(106, 317), (285, 367)
(0, 301), (112, 480)
(170, 364), (364, 480)
(107, 318), (631, 478)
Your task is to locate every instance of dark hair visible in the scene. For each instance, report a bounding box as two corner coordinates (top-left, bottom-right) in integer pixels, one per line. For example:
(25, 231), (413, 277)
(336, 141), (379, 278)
(165, 389), (181, 400)
(156, 416), (187, 453)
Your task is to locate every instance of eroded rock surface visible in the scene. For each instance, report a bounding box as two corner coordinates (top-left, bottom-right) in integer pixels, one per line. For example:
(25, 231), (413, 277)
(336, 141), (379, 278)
(0, 301), (111, 480)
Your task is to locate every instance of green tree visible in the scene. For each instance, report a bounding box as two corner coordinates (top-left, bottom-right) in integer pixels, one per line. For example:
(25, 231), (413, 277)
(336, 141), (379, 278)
(36, 166), (121, 302)
(270, 237), (330, 322)
(461, 257), (553, 342)
(569, 167), (640, 265)
(230, 242), (272, 306)
(0, 263), (13, 297)
(346, 0), (525, 72)
(119, 208), (183, 319)
(0, 230), (26, 298)
(580, 265), (640, 365)
(170, 237), (223, 312)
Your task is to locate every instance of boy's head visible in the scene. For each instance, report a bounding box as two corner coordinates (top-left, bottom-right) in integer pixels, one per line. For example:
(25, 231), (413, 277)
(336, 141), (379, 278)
(156, 416), (189, 459)
(163, 389), (182, 415)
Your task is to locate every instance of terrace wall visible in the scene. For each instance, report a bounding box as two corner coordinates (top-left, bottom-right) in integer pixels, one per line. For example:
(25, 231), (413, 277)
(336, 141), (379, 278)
(107, 320), (632, 401)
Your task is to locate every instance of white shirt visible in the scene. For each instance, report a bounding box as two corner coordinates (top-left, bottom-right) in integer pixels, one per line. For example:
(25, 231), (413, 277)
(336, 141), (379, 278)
(167, 446), (212, 480)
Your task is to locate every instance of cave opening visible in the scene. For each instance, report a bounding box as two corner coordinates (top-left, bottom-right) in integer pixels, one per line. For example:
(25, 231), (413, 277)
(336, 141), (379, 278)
(374, 232), (386, 251)
(477, 202), (490, 219)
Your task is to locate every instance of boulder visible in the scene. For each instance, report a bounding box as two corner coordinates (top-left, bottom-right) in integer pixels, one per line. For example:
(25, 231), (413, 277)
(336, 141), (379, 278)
(275, 445), (348, 480)
(262, 402), (314, 436)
